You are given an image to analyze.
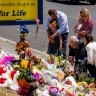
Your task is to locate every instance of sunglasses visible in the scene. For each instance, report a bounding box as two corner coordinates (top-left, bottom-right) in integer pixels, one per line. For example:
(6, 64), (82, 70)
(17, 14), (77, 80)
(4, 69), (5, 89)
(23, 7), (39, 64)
(80, 11), (83, 14)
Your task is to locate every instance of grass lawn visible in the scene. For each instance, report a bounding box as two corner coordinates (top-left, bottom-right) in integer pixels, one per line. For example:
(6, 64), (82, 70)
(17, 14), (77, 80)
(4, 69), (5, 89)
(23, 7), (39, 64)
(0, 87), (19, 96)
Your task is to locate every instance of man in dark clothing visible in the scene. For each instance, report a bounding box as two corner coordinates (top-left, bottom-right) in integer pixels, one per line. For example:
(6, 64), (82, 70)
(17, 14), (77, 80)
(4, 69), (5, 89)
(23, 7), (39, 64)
(68, 36), (87, 79)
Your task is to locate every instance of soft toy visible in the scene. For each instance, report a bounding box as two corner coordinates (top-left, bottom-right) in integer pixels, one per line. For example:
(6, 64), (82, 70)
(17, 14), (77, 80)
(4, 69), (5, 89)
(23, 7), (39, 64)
(65, 76), (77, 87)
(18, 25), (30, 35)
(0, 65), (10, 75)
(0, 65), (19, 90)
(0, 65), (11, 87)
(0, 65), (7, 75)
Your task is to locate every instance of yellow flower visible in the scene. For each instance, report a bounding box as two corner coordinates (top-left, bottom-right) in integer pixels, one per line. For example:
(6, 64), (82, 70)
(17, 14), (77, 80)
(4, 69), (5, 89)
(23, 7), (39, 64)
(56, 61), (60, 65)
(21, 59), (28, 68)
(77, 82), (82, 85)
(57, 70), (65, 81)
(46, 54), (50, 61)
(77, 82), (88, 86)
(13, 65), (20, 69)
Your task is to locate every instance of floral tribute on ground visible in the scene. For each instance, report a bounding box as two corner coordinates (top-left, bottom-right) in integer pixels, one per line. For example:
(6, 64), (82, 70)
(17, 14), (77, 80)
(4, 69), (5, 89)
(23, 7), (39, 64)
(0, 25), (96, 96)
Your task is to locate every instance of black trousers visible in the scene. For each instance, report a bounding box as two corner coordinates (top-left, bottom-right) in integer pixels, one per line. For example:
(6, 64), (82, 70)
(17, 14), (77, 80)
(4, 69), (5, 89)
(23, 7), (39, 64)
(47, 32), (68, 57)
(87, 64), (96, 80)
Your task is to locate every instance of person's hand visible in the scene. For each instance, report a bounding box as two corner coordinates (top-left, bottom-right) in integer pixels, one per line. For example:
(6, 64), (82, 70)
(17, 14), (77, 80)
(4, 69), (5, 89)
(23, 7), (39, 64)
(77, 31), (88, 38)
(51, 32), (59, 40)
(82, 30), (88, 35)
(48, 36), (54, 43)
(50, 34), (55, 40)
(68, 56), (74, 62)
(78, 30), (87, 35)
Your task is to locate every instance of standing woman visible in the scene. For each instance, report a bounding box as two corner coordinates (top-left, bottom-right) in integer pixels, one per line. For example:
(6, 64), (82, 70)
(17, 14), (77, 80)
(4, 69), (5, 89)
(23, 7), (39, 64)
(74, 8), (94, 38)
(83, 34), (96, 80)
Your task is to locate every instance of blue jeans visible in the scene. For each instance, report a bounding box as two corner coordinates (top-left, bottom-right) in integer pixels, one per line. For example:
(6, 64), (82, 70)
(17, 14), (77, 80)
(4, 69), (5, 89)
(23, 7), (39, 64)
(61, 33), (68, 58)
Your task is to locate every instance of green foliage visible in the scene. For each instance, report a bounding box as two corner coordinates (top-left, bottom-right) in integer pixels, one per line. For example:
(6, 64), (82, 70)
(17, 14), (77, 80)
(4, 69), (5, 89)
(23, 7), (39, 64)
(85, 77), (95, 84)
(17, 67), (35, 82)
(78, 72), (88, 82)
(78, 94), (84, 96)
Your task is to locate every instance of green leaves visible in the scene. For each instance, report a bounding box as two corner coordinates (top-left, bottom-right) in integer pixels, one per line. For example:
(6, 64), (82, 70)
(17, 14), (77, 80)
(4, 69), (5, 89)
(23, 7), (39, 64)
(17, 67), (34, 82)
(85, 77), (95, 84)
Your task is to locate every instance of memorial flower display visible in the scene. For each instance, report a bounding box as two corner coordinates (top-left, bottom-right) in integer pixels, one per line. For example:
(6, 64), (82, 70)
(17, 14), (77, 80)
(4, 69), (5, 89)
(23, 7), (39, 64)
(0, 25), (96, 96)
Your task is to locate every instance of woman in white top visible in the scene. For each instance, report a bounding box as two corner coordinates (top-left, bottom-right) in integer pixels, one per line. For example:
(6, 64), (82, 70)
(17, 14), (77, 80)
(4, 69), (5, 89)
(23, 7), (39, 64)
(83, 34), (96, 79)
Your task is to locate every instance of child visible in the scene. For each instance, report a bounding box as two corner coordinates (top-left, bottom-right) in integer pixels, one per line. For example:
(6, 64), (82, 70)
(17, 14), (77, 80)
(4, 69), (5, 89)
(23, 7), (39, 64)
(47, 19), (62, 56)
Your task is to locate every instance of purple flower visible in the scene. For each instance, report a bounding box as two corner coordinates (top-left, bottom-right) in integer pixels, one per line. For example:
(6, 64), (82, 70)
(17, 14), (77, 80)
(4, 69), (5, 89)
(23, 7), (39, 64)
(31, 72), (41, 80)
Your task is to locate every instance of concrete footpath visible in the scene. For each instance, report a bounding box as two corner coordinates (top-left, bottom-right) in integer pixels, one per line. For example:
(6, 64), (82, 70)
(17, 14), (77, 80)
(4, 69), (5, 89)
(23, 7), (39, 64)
(0, 37), (47, 59)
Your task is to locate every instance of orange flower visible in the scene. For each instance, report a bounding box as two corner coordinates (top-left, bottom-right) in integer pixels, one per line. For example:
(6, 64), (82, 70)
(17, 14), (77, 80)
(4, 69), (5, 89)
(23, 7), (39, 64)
(18, 79), (30, 89)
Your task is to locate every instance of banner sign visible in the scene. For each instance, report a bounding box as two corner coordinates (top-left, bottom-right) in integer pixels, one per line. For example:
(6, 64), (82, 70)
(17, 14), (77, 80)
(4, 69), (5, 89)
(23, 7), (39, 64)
(0, 0), (43, 25)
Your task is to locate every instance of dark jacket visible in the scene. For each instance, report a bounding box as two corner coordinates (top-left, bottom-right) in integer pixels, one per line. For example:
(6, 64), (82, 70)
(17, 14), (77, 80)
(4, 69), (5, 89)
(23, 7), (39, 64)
(69, 41), (87, 62)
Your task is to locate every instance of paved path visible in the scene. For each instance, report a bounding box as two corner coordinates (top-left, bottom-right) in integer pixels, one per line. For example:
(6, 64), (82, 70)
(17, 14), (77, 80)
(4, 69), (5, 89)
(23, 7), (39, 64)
(0, 37), (47, 59)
